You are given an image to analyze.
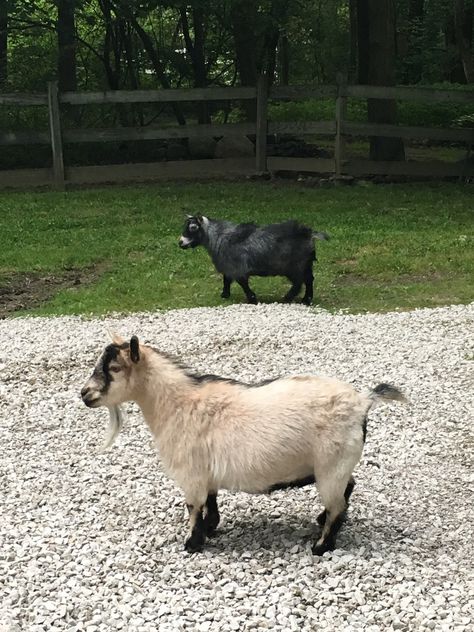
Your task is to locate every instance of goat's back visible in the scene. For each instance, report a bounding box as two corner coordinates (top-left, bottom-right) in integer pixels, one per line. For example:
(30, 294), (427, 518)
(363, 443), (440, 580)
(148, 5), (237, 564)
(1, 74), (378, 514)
(207, 219), (315, 278)
(185, 376), (369, 493)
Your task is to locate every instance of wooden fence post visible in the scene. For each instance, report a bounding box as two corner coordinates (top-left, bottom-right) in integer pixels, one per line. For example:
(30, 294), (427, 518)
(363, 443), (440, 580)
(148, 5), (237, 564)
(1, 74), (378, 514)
(47, 81), (65, 190)
(335, 72), (347, 178)
(256, 74), (268, 173)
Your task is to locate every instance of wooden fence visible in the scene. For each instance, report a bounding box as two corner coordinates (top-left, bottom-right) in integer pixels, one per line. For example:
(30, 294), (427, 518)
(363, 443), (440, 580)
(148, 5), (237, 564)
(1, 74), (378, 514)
(0, 76), (473, 189)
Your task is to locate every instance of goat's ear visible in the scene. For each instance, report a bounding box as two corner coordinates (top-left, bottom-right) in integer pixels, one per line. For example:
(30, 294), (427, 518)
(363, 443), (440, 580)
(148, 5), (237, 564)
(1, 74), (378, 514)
(129, 336), (140, 363)
(195, 214), (203, 225)
(181, 206), (192, 219)
(108, 330), (125, 345)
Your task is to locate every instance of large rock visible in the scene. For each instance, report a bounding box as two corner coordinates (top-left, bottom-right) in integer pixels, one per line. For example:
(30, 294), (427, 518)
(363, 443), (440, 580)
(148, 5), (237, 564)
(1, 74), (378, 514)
(267, 135), (330, 158)
(215, 136), (254, 158)
(166, 142), (187, 161)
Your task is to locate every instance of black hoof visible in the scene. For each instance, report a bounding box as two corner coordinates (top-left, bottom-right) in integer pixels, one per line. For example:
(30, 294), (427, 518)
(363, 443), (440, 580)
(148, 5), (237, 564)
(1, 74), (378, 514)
(204, 516), (220, 537)
(185, 535), (205, 553)
(247, 296), (258, 305)
(302, 297), (312, 306)
(221, 291), (230, 299)
(205, 527), (218, 538)
(312, 539), (335, 556)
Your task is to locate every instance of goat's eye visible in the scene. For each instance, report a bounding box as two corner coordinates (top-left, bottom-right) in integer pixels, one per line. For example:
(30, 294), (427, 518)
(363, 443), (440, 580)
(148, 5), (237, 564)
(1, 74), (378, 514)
(109, 366), (121, 373)
(188, 224), (198, 233)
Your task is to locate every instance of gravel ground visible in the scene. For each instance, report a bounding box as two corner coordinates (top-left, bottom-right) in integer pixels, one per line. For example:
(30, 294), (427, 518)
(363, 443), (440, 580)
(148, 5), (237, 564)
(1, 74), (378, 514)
(0, 303), (473, 632)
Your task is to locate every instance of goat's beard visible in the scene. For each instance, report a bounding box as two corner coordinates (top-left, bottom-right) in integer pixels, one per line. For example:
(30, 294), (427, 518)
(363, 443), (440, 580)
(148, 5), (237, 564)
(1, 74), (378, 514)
(101, 405), (125, 451)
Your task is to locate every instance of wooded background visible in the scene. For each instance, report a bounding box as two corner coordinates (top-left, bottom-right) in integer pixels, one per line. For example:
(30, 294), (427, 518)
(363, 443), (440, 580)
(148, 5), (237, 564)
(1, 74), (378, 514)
(1, 1), (472, 100)
(1, 1), (473, 182)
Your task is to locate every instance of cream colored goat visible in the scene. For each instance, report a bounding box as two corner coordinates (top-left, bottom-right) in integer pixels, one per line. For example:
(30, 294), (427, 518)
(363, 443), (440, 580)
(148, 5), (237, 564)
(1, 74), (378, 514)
(81, 335), (406, 554)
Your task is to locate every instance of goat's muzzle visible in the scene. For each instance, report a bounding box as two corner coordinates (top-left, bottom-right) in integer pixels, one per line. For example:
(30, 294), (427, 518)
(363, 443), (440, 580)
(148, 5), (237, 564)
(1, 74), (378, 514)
(178, 236), (193, 249)
(81, 386), (101, 408)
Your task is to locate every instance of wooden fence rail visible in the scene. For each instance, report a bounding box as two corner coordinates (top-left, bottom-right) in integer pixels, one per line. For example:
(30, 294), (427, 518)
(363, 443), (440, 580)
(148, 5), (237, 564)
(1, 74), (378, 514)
(0, 77), (472, 189)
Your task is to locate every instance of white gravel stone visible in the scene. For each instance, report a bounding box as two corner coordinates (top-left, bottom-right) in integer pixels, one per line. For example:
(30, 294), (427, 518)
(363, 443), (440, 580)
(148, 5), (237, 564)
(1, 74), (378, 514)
(0, 303), (473, 631)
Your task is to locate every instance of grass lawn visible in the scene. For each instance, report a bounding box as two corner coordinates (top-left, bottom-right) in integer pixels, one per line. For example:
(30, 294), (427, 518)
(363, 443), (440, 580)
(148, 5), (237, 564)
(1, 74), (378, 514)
(0, 180), (472, 316)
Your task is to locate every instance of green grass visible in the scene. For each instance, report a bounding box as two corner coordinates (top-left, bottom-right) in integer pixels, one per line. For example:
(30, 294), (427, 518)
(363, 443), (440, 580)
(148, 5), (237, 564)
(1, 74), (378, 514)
(0, 181), (472, 316)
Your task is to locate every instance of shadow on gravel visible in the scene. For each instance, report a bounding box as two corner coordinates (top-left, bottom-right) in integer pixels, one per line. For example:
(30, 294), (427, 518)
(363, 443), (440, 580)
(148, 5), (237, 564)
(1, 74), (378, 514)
(200, 514), (426, 555)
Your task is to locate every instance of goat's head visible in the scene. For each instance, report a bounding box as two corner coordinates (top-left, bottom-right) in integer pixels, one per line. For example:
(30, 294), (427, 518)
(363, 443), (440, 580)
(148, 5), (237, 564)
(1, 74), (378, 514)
(81, 334), (141, 408)
(178, 214), (206, 249)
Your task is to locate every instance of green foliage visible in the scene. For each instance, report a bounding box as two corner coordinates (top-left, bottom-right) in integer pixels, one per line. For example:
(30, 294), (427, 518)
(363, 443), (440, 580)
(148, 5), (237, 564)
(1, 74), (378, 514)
(5, 0), (472, 98)
(269, 99), (367, 123)
(0, 182), (472, 316)
(269, 85), (473, 129)
(454, 113), (474, 127)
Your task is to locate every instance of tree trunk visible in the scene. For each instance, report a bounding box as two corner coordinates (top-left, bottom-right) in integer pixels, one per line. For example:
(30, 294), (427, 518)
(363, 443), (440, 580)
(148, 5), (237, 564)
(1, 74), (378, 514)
(102, 8), (120, 90)
(356, 0), (370, 84)
(57, 0), (77, 92)
(230, 0), (258, 120)
(261, 20), (279, 85)
(407, 0), (424, 83)
(367, 0), (405, 161)
(104, 14), (133, 125)
(279, 33), (289, 84)
(180, 7), (210, 123)
(349, 0), (358, 82)
(454, 0), (474, 83)
(408, 0), (424, 20)
(230, 0), (258, 87)
(0, 0), (7, 86)
(262, 0), (287, 86)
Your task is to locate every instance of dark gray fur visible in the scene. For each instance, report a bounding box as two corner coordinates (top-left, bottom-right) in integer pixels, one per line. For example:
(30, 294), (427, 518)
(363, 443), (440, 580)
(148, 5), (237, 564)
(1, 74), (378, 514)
(179, 215), (328, 305)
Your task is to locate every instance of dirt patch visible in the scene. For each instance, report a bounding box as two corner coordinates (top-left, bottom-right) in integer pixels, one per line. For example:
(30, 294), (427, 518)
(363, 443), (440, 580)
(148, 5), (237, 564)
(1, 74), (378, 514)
(0, 265), (106, 317)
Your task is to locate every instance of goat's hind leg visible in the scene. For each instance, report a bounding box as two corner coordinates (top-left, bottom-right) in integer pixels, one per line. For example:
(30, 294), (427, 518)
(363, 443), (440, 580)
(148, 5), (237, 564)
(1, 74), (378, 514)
(312, 471), (351, 555)
(317, 476), (355, 526)
(301, 260), (314, 306)
(282, 277), (303, 303)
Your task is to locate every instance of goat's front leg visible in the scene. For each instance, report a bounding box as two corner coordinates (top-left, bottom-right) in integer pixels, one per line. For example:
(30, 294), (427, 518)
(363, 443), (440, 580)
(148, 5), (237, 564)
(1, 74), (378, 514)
(221, 275), (232, 299)
(237, 278), (258, 304)
(185, 492), (208, 552)
(203, 492), (220, 536)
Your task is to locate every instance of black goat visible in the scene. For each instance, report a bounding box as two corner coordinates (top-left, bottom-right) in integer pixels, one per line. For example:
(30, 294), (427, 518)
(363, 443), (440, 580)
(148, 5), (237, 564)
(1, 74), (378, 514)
(179, 215), (328, 305)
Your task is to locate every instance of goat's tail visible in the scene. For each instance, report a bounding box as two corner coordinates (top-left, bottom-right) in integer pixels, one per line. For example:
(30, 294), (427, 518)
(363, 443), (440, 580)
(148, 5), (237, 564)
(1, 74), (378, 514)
(368, 383), (407, 407)
(362, 383), (406, 443)
(312, 231), (329, 241)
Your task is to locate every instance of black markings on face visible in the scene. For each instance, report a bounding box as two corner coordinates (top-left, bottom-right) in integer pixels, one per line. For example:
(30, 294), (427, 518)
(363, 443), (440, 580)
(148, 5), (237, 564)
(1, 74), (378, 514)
(181, 216), (204, 248)
(94, 343), (128, 393)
